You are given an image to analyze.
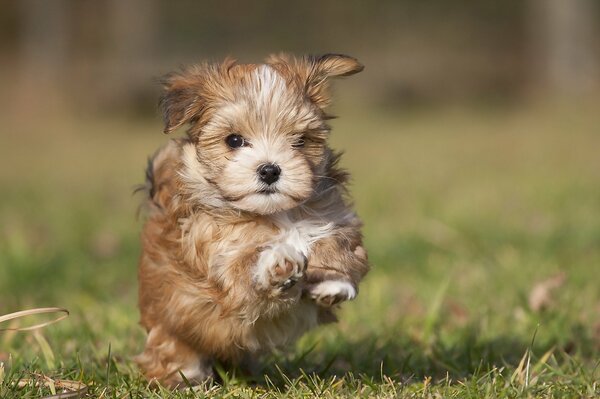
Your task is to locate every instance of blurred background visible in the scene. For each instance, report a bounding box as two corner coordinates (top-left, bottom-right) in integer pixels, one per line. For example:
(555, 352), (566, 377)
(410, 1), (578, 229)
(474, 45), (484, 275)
(1, 0), (600, 384)
(1, 0), (600, 118)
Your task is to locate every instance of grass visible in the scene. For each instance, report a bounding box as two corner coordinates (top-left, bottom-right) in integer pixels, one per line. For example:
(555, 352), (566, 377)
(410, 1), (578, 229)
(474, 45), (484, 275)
(1, 102), (599, 397)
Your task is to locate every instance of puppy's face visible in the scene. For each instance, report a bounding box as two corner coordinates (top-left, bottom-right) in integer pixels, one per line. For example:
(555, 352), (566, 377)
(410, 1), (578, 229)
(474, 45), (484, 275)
(161, 54), (363, 214)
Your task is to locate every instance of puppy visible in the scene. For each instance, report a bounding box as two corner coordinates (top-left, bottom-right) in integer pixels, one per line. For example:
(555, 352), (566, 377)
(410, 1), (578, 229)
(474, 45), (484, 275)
(136, 53), (369, 388)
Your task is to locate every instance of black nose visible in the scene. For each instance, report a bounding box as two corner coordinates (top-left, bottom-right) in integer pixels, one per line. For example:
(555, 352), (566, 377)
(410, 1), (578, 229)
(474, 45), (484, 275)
(257, 163), (281, 185)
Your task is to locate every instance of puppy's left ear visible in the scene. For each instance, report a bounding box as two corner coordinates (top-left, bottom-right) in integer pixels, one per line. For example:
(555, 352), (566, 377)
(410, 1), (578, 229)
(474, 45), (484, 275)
(310, 53), (364, 78)
(268, 53), (364, 109)
(306, 54), (363, 108)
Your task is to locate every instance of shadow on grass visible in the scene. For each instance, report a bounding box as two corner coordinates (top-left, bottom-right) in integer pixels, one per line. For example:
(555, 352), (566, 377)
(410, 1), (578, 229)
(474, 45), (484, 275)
(259, 319), (597, 386)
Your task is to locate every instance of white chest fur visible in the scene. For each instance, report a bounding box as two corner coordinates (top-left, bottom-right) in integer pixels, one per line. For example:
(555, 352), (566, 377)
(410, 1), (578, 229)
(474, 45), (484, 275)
(251, 213), (334, 290)
(270, 213), (334, 257)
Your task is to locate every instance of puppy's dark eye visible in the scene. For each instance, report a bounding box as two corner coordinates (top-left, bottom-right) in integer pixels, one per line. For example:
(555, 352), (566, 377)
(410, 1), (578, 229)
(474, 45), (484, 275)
(226, 134), (246, 148)
(292, 136), (306, 148)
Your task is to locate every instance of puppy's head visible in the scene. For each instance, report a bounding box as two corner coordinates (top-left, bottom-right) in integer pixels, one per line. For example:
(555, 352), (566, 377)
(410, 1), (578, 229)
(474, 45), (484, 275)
(161, 53), (363, 215)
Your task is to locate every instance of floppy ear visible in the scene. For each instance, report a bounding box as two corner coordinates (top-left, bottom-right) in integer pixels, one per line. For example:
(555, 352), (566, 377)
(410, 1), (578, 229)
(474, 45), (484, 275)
(306, 54), (364, 108)
(267, 53), (364, 108)
(159, 70), (205, 134)
(309, 53), (364, 78)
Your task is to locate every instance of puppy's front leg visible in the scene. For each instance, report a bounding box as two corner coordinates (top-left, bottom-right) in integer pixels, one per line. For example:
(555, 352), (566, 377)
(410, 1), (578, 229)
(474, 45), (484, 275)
(305, 229), (369, 307)
(253, 243), (307, 298)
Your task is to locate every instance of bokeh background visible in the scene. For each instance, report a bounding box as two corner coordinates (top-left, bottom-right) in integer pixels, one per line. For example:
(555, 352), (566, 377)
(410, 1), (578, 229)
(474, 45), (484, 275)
(1, 0), (600, 394)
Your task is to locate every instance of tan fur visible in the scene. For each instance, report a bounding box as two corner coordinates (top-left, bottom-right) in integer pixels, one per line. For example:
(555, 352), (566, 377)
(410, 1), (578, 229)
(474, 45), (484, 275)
(137, 54), (369, 388)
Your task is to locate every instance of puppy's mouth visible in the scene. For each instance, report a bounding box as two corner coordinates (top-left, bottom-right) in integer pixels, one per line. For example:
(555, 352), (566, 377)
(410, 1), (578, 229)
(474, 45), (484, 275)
(220, 187), (280, 201)
(258, 187), (278, 195)
(219, 185), (308, 209)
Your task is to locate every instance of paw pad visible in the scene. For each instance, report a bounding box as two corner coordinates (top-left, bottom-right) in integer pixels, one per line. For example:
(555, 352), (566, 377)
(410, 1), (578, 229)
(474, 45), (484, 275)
(254, 244), (306, 295)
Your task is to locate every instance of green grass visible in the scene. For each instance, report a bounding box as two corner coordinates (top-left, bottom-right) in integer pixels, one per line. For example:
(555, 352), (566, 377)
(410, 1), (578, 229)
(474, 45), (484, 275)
(1, 103), (599, 397)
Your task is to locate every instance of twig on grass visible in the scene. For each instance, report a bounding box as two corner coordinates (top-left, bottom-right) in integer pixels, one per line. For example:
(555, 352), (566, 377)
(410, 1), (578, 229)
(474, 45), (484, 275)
(1, 307), (87, 398)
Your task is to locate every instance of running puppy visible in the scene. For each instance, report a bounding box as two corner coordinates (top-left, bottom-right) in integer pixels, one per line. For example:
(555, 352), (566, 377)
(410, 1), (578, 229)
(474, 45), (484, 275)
(136, 53), (369, 387)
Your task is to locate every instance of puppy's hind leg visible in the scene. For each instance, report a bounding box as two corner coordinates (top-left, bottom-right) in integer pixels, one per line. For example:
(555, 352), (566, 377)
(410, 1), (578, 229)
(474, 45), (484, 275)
(136, 325), (213, 389)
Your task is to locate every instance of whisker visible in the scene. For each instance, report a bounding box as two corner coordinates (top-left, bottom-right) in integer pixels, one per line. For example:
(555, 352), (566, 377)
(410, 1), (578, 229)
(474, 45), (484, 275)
(313, 174), (341, 183)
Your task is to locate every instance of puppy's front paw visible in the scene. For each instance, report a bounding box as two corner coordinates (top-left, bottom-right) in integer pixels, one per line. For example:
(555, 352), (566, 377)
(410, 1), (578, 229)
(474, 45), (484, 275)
(254, 243), (307, 295)
(309, 280), (357, 307)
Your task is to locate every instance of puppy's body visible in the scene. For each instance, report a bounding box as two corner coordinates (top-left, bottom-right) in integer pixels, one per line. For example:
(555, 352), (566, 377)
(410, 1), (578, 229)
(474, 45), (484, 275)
(137, 54), (369, 387)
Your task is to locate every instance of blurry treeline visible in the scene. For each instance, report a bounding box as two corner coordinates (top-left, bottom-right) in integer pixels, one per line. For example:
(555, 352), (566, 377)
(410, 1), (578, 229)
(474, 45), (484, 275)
(0, 0), (598, 117)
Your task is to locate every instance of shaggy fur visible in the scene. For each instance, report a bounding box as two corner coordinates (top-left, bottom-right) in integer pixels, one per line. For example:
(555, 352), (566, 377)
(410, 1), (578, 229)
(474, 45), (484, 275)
(136, 53), (369, 388)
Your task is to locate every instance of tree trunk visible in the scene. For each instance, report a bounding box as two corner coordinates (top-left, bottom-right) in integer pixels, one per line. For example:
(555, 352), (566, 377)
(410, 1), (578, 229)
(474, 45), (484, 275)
(529, 0), (598, 96)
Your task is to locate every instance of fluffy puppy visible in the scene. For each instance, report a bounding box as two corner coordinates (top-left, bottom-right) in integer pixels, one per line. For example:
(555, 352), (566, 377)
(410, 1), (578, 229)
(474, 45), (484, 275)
(136, 53), (369, 388)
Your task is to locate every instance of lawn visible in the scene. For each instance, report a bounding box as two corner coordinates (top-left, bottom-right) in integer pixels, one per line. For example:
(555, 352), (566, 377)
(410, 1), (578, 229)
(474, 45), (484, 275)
(1, 102), (599, 398)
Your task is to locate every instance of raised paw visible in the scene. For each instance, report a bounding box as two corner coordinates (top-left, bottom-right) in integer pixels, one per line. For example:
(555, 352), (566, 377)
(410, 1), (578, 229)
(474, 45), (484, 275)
(254, 243), (307, 296)
(309, 280), (357, 307)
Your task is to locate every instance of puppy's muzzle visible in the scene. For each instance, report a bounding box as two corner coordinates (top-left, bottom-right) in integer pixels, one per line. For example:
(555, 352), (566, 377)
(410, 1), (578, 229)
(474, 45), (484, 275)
(257, 163), (281, 185)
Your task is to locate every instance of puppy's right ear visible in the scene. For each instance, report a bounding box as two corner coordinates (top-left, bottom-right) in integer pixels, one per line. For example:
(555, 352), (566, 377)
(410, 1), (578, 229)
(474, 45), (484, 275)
(159, 70), (205, 134)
